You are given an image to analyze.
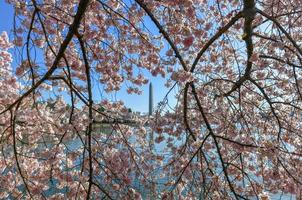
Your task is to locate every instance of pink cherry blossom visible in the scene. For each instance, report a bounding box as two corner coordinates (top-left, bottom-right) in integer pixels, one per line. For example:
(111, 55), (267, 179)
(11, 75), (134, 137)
(0, 0), (301, 199)
(182, 36), (194, 48)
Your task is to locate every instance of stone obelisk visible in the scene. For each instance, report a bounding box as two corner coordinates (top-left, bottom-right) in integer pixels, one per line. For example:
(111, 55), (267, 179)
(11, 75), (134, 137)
(148, 82), (154, 151)
(149, 82), (153, 116)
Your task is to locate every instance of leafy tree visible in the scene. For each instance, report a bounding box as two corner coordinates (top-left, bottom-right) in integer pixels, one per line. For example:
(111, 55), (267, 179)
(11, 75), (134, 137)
(0, 0), (301, 199)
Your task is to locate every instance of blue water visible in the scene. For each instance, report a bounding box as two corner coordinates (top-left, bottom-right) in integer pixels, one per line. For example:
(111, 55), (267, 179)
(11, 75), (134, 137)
(1, 134), (297, 199)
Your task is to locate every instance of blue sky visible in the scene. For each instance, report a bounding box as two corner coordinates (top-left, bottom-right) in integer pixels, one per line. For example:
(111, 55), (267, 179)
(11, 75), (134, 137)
(0, 1), (14, 32)
(0, 1), (176, 113)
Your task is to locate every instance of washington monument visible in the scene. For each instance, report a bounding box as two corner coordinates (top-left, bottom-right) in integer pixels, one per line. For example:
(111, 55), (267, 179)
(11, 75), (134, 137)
(149, 82), (153, 116)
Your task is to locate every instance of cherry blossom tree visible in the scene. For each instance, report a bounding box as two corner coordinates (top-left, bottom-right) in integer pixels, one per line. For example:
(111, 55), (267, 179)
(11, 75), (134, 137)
(1, 0), (302, 199)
